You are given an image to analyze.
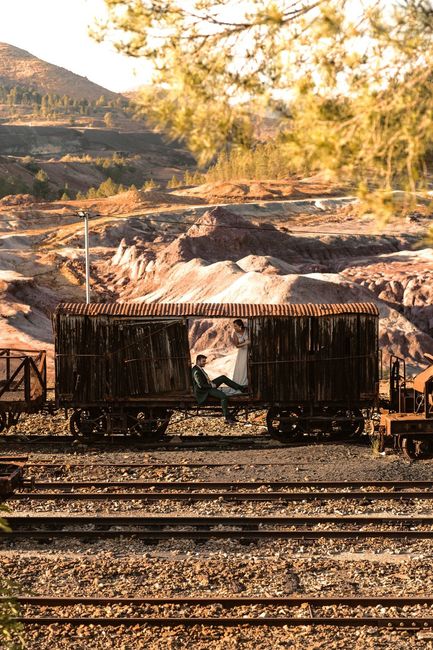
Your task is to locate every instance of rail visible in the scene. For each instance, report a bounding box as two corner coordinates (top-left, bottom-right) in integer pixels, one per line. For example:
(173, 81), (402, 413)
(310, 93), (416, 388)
(6, 595), (433, 629)
(14, 491), (433, 501)
(3, 513), (433, 540)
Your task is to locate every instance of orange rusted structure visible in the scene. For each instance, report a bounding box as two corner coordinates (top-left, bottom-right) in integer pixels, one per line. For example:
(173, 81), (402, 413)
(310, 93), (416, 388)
(0, 349), (47, 431)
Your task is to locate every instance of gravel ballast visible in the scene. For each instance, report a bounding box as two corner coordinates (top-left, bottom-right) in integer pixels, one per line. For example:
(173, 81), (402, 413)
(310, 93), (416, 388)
(2, 415), (433, 648)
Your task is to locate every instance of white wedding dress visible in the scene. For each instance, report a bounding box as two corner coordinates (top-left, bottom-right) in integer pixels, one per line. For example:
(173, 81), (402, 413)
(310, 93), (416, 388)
(232, 330), (249, 386)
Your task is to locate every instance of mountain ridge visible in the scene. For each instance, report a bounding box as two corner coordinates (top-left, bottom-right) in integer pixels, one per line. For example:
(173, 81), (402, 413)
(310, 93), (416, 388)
(0, 42), (119, 101)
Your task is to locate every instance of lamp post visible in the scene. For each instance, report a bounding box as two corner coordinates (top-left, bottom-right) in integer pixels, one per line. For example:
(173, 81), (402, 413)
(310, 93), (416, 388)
(77, 210), (91, 304)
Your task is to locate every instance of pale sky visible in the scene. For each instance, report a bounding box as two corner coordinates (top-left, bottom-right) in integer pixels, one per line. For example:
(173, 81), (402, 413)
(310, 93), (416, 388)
(0, 0), (153, 92)
(0, 0), (389, 95)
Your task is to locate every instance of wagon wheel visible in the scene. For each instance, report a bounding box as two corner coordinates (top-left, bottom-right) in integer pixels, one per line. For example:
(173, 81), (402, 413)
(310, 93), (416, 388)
(128, 408), (171, 440)
(332, 409), (365, 439)
(0, 412), (6, 433)
(69, 409), (106, 439)
(401, 436), (433, 461)
(266, 407), (304, 442)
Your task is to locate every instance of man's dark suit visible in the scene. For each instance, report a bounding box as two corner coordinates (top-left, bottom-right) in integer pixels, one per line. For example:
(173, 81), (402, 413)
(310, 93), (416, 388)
(191, 365), (244, 419)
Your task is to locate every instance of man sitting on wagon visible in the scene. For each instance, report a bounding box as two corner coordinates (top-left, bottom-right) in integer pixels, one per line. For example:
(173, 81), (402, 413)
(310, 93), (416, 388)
(191, 355), (247, 425)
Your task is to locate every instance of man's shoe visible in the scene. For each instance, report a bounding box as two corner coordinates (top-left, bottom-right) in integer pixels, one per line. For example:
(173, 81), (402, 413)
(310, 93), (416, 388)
(240, 386), (249, 394)
(224, 418), (236, 425)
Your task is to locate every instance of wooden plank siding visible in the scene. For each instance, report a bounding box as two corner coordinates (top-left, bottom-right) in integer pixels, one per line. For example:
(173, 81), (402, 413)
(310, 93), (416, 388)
(54, 315), (193, 403)
(250, 314), (378, 404)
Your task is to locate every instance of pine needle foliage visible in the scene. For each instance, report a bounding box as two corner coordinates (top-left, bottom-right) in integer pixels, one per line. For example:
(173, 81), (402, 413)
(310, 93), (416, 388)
(0, 510), (23, 649)
(142, 178), (158, 191)
(95, 0), (433, 213)
(167, 175), (182, 188)
(204, 142), (296, 182)
(0, 582), (23, 650)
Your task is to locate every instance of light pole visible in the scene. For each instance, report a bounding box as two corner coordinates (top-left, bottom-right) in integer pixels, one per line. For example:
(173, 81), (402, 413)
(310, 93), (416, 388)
(77, 210), (91, 304)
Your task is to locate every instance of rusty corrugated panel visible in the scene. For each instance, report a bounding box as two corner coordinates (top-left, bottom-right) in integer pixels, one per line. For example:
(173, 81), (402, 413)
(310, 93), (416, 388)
(55, 302), (379, 318)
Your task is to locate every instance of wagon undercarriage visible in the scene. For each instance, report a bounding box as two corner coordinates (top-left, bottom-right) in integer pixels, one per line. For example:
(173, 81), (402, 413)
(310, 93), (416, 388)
(65, 400), (370, 442)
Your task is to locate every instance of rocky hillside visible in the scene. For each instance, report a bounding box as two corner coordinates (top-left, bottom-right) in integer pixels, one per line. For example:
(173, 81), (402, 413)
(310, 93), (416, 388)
(0, 43), (196, 195)
(0, 43), (119, 102)
(0, 126), (194, 195)
(0, 184), (431, 382)
(102, 204), (433, 376)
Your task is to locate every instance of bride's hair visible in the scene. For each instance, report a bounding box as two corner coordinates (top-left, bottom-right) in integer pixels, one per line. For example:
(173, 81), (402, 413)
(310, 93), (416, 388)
(233, 319), (245, 329)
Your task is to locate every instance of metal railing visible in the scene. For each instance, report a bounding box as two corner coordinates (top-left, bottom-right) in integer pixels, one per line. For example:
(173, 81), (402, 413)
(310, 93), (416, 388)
(0, 349), (46, 403)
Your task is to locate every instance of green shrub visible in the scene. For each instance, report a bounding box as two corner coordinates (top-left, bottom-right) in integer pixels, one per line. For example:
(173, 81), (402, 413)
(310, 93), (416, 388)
(60, 154), (93, 163)
(32, 169), (50, 199)
(0, 176), (30, 199)
(95, 177), (119, 197)
(142, 179), (158, 191)
(86, 187), (98, 199)
(21, 156), (39, 173)
(203, 142), (294, 183)
(167, 175), (181, 189)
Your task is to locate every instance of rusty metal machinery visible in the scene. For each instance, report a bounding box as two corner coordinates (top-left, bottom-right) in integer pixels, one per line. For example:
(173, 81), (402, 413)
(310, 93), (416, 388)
(0, 349), (47, 432)
(0, 458), (27, 497)
(381, 355), (433, 459)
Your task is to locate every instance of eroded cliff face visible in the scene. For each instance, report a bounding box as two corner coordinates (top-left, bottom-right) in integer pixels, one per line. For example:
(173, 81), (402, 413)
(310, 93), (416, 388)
(0, 189), (432, 379)
(99, 204), (433, 372)
(343, 251), (433, 334)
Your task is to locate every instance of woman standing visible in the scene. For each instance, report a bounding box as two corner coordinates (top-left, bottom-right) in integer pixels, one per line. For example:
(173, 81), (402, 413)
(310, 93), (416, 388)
(231, 319), (250, 387)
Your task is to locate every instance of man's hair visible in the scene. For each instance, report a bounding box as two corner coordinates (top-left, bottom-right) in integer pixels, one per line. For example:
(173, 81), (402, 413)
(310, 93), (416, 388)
(196, 354), (207, 363)
(233, 319), (245, 328)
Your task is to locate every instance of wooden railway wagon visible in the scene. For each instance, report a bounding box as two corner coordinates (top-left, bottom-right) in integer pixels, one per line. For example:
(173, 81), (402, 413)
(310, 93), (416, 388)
(0, 349), (47, 432)
(54, 302), (379, 439)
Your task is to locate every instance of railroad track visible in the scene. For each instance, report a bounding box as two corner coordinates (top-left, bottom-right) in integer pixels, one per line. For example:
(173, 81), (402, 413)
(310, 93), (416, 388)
(5, 479), (432, 548)
(9, 480), (433, 502)
(2, 513), (433, 540)
(0, 434), (273, 448)
(22, 461), (368, 468)
(23, 480), (433, 488)
(0, 434), (368, 449)
(5, 595), (433, 629)
(4, 471), (433, 635)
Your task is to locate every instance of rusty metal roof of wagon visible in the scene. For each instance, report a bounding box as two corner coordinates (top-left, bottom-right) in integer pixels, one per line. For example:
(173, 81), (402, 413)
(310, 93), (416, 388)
(55, 302), (379, 318)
